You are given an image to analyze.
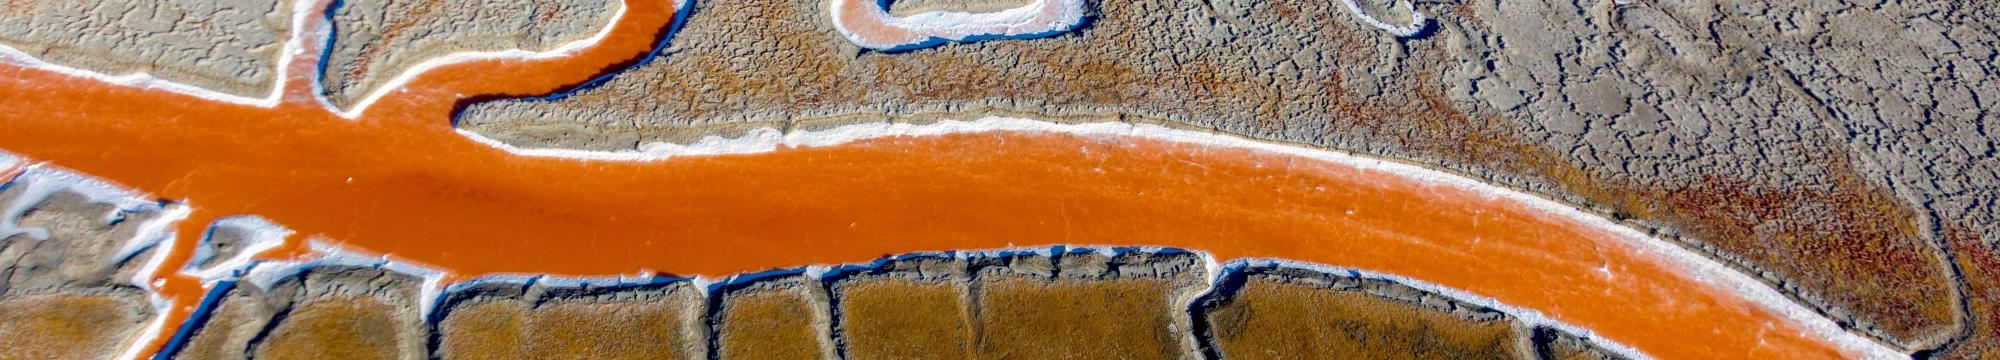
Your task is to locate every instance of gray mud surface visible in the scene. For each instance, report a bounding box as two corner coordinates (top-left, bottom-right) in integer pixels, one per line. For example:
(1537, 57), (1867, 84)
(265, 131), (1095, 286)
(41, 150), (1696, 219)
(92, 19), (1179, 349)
(0, 183), (168, 360)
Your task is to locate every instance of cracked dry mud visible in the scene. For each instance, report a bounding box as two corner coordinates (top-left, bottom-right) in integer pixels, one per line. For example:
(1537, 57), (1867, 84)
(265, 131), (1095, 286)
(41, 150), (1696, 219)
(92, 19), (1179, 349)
(445, 0), (1996, 355)
(317, 0), (617, 109)
(0, 0), (291, 97)
(0, 186), (164, 360)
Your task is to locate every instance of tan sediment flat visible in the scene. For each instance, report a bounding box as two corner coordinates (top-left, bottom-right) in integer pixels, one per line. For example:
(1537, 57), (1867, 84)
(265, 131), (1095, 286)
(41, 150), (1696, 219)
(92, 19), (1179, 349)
(714, 278), (834, 359)
(835, 278), (975, 359)
(184, 266), (429, 360)
(1204, 273), (1525, 360)
(0, 292), (150, 360)
(253, 297), (418, 360)
(0, 0), (1874, 358)
(437, 301), (529, 359)
(437, 286), (703, 360)
(974, 277), (1192, 359)
(168, 291), (271, 360)
(524, 299), (700, 359)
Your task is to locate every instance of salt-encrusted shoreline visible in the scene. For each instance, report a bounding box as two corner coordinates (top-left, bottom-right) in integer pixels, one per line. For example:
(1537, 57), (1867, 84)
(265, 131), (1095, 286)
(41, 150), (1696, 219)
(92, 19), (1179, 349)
(1339, 0), (1430, 37)
(0, 0), (1905, 356)
(2, 109), (1907, 357)
(829, 0), (1088, 51)
(0, 0), (654, 120)
(0, 0), (322, 109)
(0, 160), (193, 360)
(458, 116), (1905, 359)
(181, 216), (294, 284)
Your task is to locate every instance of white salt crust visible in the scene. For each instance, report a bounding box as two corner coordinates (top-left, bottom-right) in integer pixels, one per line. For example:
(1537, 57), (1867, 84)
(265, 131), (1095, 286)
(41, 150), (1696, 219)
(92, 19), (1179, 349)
(1340, 0), (1430, 37)
(118, 203), (192, 360)
(0, 151), (19, 170)
(829, 0), (1088, 50)
(460, 117), (1907, 359)
(0, 0), (654, 120)
(0, 163), (172, 261)
(0, 156), (193, 360)
(317, 0), (649, 118)
(0, 144), (1904, 358)
(825, 0), (1425, 51)
(182, 216), (295, 284)
(0, 0), (321, 108)
(0, 0), (1893, 356)
(241, 239), (450, 318)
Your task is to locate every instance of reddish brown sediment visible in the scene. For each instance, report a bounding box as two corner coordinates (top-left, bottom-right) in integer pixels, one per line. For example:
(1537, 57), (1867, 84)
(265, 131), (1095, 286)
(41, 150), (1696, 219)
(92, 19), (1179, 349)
(833, 0), (924, 47)
(0, 292), (152, 360)
(0, 1), (1868, 359)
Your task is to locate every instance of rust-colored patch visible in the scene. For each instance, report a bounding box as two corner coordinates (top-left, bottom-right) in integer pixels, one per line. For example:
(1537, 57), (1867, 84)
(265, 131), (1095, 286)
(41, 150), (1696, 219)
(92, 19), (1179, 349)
(835, 278), (974, 359)
(437, 301), (528, 359)
(1940, 228), (2000, 359)
(438, 294), (701, 360)
(1204, 276), (1524, 360)
(171, 292), (274, 360)
(714, 282), (831, 359)
(0, 292), (148, 360)
(974, 277), (1191, 359)
(252, 298), (416, 360)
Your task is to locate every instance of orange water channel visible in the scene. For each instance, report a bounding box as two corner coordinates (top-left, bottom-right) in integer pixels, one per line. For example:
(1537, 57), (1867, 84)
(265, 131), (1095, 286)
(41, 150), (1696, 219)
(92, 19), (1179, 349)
(0, 0), (1865, 359)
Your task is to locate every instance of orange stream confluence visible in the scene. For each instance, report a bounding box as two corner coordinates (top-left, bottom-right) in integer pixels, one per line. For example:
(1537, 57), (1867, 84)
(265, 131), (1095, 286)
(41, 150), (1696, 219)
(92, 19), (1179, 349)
(0, 1), (1853, 359)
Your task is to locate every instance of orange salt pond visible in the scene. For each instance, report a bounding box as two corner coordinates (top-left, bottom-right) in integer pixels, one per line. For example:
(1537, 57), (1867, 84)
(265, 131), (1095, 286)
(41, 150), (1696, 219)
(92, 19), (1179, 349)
(0, 0), (1886, 359)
